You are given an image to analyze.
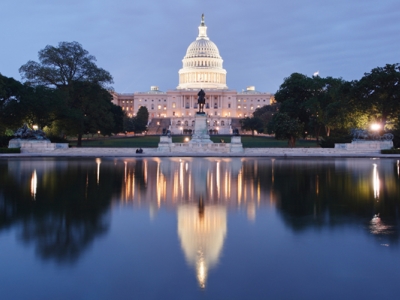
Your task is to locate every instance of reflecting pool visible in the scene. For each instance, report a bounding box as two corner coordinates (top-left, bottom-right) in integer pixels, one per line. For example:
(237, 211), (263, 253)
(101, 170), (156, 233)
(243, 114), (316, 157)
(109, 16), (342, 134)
(1, 157), (400, 299)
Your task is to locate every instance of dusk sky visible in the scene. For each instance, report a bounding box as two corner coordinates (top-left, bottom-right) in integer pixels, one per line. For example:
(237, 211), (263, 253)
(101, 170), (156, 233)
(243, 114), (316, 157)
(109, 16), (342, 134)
(1, 0), (399, 94)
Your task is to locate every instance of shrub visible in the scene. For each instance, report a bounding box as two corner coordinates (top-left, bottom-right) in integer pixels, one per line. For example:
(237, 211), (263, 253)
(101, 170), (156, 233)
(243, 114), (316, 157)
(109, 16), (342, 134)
(319, 136), (352, 148)
(381, 149), (400, 154)
(0, 148), (20, 153)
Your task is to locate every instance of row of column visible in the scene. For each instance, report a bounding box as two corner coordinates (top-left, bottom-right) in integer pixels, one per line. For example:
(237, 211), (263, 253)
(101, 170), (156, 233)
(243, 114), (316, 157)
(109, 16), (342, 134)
(180, 72), (225, 84)
(180, 95), (223, 108)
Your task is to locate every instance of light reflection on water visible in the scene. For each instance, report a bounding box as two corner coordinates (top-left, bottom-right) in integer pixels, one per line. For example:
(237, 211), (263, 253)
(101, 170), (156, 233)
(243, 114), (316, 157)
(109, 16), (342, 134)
(1, 157), (400, 299)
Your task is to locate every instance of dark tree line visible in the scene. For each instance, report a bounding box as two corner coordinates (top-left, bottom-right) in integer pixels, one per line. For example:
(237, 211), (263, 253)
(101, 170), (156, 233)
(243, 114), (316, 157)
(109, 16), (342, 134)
(241, 63), (400, 147)
(1, 41), (125, 146)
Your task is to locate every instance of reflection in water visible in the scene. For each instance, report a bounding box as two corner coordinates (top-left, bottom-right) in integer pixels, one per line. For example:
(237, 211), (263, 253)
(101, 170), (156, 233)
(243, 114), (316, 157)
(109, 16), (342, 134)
(1, 157), (400, 273)
(373, 164), (380, 199)
(370, 214), (394, 236)
(30, 170), (37, 200)
(96, 158), (101, 184)
(178, 202), (227, 289)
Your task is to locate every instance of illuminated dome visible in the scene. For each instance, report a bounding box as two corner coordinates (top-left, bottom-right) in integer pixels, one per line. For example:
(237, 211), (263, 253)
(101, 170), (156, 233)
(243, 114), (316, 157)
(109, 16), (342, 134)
(177, 15), (227, 90)
(185, 39), (221, 59)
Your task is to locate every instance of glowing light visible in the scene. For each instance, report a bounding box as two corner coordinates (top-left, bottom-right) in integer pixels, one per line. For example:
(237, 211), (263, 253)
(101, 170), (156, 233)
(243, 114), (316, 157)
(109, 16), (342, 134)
(184, 137), (189, 142)
(32, 125), (38, 130)
(30, 170), (37, 200)
(370, 123), (381, 131)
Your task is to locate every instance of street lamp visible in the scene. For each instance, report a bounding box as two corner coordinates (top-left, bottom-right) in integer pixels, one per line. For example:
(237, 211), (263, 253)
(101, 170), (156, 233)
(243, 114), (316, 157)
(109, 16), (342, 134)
(371, 123), (381, 131)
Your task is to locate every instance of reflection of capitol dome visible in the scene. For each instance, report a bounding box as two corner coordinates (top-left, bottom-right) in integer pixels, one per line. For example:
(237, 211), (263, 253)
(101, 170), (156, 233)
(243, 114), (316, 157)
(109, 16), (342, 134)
(177, 14), (228, 90)
(177, 204), (227, 288)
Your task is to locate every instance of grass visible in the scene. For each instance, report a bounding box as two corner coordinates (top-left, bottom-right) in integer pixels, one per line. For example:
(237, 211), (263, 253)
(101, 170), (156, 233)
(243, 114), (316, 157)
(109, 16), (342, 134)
(76, 136), (161, 148)
(73, 135), (320, 148)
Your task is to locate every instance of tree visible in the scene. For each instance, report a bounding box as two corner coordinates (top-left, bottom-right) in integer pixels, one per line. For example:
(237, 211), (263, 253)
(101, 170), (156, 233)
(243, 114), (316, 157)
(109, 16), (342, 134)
(252, 103), (280, 133)
(267, 112), (304, 147)
(0, 74), (25, 133)
(355, 63), (400, 130)
(58, 81), (122, 141)
(19, 41), (114, 146)
(133, 106), (149, 133)
(19, 41), (112, 88)
(123, 115), (136, 133)
(240, 116), (264, 136)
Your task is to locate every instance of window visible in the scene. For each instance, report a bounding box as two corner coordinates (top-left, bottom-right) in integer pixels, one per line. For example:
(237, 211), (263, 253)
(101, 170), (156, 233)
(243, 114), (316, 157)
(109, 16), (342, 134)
(185, 121), (188, 126)
(185, 102), (189, 109)
(228, 103), (231, 108)
(173, 111), (175, 116)
(221, 121), (225, 126)
(151, 104), (154, 110)
(172, 102), (176, 108)
(163, 105), (166, 110)
(238, 105), (241, 109)
(177, 120), (181, 125)
(158, 105), (162, 110)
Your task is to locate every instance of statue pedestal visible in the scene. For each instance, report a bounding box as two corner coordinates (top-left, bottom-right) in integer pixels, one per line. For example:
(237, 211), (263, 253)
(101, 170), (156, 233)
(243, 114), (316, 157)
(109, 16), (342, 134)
(189, 113), (213, 144)
(157, 136), (172, 152)
(8, 139), (68, 153)
(230, 136), (243, 153)
(335, 140), (393, 151)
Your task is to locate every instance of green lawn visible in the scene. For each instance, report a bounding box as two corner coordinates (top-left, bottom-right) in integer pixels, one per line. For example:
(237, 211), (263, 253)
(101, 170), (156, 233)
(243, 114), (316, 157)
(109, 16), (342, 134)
(73, 135), (320, 148)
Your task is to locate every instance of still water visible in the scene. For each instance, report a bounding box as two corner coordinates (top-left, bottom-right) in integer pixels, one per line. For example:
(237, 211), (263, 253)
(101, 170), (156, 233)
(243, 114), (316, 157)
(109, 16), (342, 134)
(1, 157), (400, 300)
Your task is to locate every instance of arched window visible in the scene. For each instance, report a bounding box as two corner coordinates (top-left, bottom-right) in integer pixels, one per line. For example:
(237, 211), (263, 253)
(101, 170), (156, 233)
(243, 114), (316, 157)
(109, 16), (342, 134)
(221, 121), (225, 126)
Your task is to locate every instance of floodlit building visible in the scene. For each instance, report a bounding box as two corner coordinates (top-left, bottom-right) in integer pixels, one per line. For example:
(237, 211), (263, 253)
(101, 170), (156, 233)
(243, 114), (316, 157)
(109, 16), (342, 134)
(112, 15), (274, 134)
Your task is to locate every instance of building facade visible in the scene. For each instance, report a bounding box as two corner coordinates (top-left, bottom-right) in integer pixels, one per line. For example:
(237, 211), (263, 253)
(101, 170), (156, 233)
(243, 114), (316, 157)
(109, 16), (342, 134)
(112, 15), (274, 134)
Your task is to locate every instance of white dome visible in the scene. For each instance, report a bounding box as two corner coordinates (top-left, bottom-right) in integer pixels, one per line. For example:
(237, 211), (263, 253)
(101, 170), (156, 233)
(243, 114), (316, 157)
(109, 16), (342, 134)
(185, 39), (221, 59)
(177, 15), (227, 90)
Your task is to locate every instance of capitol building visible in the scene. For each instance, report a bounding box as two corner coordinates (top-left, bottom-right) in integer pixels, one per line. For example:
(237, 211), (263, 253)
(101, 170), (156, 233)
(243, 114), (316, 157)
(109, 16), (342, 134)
(111, 15), (274, 134)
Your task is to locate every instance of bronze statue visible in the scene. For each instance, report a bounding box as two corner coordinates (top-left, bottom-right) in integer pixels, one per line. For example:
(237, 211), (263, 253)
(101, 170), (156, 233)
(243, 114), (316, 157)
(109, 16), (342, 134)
(197, 89), (206, 113)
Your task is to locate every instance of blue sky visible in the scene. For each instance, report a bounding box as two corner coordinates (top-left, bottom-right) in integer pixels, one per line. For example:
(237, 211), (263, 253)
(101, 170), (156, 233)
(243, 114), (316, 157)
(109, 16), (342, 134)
(1, 0), (398, 94)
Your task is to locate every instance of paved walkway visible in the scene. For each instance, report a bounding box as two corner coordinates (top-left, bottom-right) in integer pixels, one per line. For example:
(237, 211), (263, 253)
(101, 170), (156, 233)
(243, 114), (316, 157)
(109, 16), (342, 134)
(1, 147), (399, 158)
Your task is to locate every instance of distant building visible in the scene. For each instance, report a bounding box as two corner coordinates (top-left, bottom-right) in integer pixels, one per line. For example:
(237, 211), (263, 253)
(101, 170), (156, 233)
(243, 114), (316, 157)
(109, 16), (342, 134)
(112, 15), (274, 134)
